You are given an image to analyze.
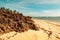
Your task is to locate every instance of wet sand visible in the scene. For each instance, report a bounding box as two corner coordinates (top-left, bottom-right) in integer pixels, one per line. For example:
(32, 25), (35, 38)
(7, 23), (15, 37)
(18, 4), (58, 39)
(0, 19), (60, 40)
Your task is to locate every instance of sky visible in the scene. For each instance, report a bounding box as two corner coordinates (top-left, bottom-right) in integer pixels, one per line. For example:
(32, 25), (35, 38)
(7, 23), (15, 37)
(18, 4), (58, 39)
(0, 0), (60, 17)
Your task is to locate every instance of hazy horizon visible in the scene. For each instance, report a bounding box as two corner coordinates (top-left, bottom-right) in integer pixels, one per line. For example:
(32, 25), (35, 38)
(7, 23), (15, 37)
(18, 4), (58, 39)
(0, 0), (60, 17)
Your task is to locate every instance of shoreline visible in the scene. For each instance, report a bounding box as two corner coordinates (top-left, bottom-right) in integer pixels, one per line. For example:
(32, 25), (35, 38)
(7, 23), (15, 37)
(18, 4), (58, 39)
(32, 18), (60, 25)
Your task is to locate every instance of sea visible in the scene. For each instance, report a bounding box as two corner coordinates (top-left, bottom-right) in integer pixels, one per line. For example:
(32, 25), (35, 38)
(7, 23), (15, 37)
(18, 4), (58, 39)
(33, 17), (60, 23)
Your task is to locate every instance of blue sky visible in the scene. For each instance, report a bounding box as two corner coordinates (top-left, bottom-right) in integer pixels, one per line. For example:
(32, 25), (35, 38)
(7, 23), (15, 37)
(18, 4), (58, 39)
(0, 0), (60, 17)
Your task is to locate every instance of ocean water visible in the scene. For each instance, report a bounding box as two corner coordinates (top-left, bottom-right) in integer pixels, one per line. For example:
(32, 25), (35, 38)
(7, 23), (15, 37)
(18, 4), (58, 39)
(33, 17), (60, 23)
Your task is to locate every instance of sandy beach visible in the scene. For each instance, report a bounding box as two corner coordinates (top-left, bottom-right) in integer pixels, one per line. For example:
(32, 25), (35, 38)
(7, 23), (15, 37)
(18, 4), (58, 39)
(0, 19), (60, 40)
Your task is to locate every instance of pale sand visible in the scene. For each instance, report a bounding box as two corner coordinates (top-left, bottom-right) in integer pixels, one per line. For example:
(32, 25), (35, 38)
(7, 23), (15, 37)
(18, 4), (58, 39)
(0, 19), (60, 40)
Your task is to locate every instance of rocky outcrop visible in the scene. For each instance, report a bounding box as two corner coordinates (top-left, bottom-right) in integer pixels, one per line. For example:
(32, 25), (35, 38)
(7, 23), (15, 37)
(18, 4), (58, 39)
(0, 7), (39, 34)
